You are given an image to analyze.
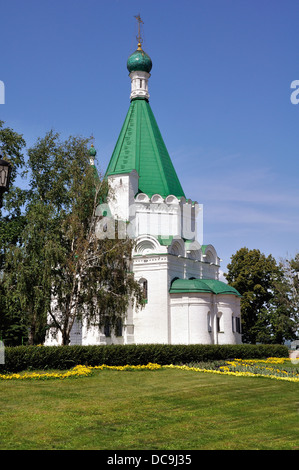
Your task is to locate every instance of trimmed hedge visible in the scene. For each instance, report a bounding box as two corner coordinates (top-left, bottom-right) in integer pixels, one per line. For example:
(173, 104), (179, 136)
(0, 343), (289, 373)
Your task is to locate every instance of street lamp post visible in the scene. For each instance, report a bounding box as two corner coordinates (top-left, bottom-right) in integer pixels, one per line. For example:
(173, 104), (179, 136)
(0, 155), (12, 208)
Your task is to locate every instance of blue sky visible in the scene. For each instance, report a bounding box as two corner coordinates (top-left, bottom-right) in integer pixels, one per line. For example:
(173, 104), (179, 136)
(1, 0), (299, 275)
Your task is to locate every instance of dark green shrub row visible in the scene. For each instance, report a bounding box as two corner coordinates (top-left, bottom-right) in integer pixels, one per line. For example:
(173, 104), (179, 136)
(0, 343), (289, 373)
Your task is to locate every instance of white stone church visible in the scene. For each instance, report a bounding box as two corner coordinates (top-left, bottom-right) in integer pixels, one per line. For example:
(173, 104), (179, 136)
(45, 35), (242, 347)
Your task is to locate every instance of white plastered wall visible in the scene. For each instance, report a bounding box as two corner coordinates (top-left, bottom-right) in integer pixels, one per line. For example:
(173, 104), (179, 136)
(169, 292), (241, 345)
(133, 255), (170, 343)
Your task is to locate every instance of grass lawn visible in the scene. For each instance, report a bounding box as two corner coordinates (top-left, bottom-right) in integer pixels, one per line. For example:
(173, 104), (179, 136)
(0, 368), (298, 450)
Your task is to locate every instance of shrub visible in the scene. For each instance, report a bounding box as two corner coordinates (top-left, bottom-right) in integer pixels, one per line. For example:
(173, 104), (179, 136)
(0, 343), (289, 373)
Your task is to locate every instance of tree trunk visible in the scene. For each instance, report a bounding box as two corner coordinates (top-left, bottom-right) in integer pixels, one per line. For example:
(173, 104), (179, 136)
(62, 330), (70, 346)
(28, 324), (35, 345)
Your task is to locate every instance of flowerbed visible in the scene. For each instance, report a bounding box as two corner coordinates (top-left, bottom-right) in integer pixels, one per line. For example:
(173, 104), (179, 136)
(0, 363), (162, 380)
(173, 357), (299, 382)
(0, 365), (93, 380)
(219, 357), (299, 382)
(0, 358), (298, 382)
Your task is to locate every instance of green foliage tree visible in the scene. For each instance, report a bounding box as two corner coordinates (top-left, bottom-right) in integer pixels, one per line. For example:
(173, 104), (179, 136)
(3, 130), (143, 345)
(225, 247), (296, 344)
(276, 254), (299, 340)
(0, 120), (28, 345)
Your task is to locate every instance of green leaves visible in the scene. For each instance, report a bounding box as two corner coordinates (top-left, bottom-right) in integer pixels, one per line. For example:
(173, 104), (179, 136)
(0, 122), (142, 346)
(0, 120), (26, 182)
(225, 247), (298, 344)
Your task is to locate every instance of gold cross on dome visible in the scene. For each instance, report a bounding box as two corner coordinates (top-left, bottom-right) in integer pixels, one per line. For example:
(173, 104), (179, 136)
(134, 14), (144, 48)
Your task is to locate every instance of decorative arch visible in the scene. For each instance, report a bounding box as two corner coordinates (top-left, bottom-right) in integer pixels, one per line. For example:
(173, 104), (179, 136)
(186, 240), (201, 260)
(187, 249), (201, 260)
(205, 251), (214, 263)
(169, 238), (185, 257)
(201, 244), (218, 264)
(165, 194), (179, 204)
(151, 194), (164, 204)
(133, 235), (160, 256)
(135, 192), (150, 203)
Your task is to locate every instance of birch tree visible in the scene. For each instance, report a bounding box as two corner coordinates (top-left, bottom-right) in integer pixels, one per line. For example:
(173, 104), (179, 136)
(277, 254), (299, 339)
(4, 131), (143, 345)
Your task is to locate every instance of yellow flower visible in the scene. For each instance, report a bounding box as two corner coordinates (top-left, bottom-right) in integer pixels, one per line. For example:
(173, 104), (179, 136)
(0, 357), (297, 383)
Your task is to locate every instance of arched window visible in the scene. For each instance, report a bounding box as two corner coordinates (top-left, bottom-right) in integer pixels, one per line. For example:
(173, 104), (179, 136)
(115, 318), (123, 337)
(139, 278), (148, 302)
(207, 312), (212, 332)
(236, 316), (241, 333)
(232, 315), (241, 333)
(104, 318), (111, 337)
(217, 312), (223, 333)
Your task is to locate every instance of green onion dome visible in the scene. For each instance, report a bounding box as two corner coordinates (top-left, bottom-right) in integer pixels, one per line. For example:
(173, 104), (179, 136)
(89, 144), (97, 157)
(127, 43), (152, 73)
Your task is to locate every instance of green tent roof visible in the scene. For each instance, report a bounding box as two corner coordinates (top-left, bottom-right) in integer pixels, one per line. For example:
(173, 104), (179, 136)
(105, 99), (185, 199)
(169, 278), (241, 297)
